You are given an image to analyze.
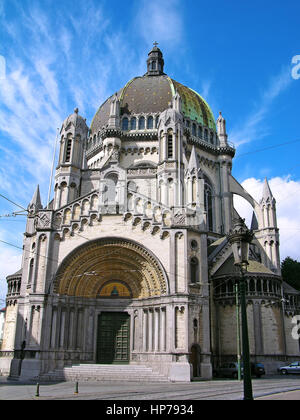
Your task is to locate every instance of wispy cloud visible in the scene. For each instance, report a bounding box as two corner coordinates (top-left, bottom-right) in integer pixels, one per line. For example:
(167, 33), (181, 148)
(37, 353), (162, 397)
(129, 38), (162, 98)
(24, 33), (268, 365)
(136, 0), (184, 48)
(230, 66), (292, 147)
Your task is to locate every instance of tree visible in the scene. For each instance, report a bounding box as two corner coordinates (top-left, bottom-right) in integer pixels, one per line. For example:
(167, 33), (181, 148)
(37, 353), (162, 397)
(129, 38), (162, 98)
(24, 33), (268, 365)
(281, 257), (300, 291)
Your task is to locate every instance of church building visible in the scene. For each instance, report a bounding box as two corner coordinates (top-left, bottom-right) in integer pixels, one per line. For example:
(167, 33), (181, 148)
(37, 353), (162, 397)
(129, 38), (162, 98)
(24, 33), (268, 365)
(1, 45), (299, 382)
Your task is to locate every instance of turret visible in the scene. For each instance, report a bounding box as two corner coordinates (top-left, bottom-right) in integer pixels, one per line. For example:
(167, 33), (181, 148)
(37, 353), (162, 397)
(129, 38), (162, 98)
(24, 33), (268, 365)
(157, 95), (184, 207)
(257, 178), (280, 274)
(54, 108), (89, 209)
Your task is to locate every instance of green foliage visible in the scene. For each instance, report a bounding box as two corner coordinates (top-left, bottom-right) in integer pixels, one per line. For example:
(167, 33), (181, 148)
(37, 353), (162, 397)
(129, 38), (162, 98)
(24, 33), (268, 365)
(281, 257), (300, 291)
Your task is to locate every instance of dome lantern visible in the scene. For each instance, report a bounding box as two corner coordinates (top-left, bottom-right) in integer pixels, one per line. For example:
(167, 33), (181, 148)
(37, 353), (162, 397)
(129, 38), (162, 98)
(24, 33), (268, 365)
(146, 42), (165, 76)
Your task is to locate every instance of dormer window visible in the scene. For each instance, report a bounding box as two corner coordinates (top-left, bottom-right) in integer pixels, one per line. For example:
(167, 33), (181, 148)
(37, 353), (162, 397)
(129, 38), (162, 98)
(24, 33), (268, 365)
(192, 123), (196, 136)
(147, 116), (153, 129)
(204, 129), (208, 141)
(138, 116), (145, 130)
(198, 126), (203, 138)
(130, 117), (136, 130)
(122, 117), (129, 131)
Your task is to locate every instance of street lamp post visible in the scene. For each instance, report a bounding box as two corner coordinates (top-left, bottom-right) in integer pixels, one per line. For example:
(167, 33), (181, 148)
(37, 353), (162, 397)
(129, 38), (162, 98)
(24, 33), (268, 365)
(235, 282), (242, 381)
(228, 217), (254, 400)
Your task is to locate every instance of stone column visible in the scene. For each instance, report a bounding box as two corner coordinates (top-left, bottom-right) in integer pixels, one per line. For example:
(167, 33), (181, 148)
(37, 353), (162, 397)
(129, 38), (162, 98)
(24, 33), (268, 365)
(154, 308), (159, 351)
(253, 300), (264, 355)
(50, 307), (57, 349)
(143, 309), (148, 352)
(160, 307), (166, 351)
(148, 309), (153, 352)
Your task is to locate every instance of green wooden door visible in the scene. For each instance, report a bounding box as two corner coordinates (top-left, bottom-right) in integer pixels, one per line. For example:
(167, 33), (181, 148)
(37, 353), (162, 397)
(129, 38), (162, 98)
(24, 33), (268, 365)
(97, 312), (130, 364)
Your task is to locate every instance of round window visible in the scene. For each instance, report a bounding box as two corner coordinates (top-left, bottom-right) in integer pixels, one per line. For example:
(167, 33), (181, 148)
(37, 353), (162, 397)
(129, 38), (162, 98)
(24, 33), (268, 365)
(190, 240), (198, 250)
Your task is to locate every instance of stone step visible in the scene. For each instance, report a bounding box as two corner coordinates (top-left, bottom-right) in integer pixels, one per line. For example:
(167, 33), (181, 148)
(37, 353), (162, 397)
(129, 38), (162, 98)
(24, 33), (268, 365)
(39, 363), (169, 382)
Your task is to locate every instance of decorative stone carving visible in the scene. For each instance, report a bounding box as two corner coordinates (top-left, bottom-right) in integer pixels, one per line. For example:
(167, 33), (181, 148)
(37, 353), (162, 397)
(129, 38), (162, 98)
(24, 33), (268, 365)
(35, 211), (53, 230)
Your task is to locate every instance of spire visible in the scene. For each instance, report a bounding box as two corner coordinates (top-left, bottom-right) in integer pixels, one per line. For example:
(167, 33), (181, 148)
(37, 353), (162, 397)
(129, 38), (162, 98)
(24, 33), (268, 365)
(146, 42), (165, 76)
(188, 146), (201, 175)
(250, 211), (258, 230)
(28, 185), (42, 214)
(261, 177), (275, 204)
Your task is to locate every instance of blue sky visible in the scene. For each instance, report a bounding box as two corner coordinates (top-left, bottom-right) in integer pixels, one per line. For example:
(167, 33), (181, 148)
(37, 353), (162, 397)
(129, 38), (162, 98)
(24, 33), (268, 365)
(0, 0), (300, 301)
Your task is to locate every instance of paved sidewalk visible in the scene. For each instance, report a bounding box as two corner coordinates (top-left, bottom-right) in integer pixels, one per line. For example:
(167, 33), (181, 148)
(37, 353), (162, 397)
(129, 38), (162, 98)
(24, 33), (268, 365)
(256, 390), (300, 400)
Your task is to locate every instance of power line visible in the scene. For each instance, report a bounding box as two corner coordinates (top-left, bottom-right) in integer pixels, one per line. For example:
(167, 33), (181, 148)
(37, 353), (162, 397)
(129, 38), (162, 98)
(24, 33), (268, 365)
(0, 193), (27, 212)
(235, 138), (300, 159)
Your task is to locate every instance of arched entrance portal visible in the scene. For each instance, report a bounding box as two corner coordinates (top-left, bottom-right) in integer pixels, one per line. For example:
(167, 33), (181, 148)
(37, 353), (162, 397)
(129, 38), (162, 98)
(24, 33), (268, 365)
(53, 237), (168, 299)
(51, 238), (169, 365)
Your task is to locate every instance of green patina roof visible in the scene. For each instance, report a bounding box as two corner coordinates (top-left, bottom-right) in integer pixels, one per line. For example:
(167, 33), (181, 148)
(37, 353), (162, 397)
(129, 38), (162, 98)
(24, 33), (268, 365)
(171, 80), (216, 131)
(90, 75), (216, 135)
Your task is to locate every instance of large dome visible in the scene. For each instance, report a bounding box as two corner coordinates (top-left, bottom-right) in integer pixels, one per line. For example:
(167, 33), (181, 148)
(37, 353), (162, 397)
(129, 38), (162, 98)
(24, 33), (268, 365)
(90, 46), (216, 136)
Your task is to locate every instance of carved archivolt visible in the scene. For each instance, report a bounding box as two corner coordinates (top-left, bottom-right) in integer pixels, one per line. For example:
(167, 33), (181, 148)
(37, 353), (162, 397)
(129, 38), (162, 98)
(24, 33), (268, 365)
(53, 238), (169, 299)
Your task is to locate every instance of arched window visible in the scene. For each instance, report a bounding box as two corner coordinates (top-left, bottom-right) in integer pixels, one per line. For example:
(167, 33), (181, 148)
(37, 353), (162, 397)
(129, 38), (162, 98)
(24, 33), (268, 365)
(198, 126), (203, 138)
(138, 116), (145, 130)
(204, 177), (213, 231)
(147, 116), (153, 129)
(190, 257), (199, 284)
(204, 129), (208, 141)
(210, 132), (214, 144)
(167, 134), (173, 159)
(130, 117), (136, 130)
(127, 181), (137, 193)
(65, 138), (72, 162)
(192, 123), (196, 136)
(122, 117), (129, 131)
(104, 172), (118, 203)
(28, 258), (34, 285)
(151, 61), (156, 70)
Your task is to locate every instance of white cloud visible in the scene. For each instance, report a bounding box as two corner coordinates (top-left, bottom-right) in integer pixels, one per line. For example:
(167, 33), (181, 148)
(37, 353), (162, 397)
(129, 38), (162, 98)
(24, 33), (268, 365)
(233, 176), (300, 261)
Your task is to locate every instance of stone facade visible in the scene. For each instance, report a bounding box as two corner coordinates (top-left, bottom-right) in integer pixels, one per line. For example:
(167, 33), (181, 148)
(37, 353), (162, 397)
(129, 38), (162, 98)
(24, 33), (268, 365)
(1, 45), (299, 381)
